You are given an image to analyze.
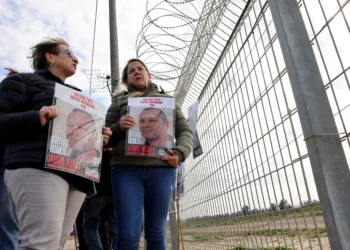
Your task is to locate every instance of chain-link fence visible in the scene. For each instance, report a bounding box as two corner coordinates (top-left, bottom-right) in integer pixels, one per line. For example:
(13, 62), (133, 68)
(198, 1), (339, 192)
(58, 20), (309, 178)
(174, 0), (350, 249)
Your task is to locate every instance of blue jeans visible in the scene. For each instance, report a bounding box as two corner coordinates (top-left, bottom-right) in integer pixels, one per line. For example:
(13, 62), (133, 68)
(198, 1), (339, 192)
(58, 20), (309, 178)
(112, 166), (176, 250)
(83, 196), (118, 250)
(0, 172), (19, 250)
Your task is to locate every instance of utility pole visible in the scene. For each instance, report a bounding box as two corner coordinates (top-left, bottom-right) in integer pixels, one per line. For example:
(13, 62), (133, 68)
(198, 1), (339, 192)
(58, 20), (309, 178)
(109, 0), (120, 95)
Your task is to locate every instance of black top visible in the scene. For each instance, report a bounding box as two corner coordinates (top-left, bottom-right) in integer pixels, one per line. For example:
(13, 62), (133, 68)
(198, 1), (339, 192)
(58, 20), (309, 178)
(94, 151), (113, 196)
(0, 69), (94, 194)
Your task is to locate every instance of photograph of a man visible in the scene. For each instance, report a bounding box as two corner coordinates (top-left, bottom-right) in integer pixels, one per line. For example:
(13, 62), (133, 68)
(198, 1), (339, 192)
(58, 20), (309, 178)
(139, 107), (172, 147)
(66, 108), (102, 175)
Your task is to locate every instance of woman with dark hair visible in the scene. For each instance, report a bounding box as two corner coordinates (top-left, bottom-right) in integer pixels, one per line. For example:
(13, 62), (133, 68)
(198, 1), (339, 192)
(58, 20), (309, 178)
(106, 58), (192, 250)
(0, 38), (112, 250)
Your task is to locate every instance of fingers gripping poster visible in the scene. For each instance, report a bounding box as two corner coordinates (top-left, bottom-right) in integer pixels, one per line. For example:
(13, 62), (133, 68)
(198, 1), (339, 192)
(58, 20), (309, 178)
(126, 97), (175, 158)
(45, 83), (105, 182)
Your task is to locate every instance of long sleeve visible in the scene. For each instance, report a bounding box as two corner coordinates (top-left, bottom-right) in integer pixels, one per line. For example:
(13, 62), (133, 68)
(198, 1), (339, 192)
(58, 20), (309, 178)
(173, 103), (193, 162)
(0, 74), (42, 138)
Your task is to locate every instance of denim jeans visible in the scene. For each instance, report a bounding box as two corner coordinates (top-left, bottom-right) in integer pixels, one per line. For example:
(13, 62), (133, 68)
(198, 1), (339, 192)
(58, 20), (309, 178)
(83, 196), (118, 250)
(111, 166), (176, 250)
(76, 204), (88, 250)
(0, 172), (19, 250)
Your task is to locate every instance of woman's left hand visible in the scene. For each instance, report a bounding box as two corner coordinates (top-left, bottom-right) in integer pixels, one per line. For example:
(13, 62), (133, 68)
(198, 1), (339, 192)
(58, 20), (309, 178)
(102, 127), (112, 145)
(162, 148), (180, 167)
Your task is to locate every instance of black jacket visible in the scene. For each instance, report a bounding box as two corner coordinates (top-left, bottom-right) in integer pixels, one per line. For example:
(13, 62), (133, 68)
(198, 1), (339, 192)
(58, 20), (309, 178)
(94, 151), (113, 196)
(0, 142), (4, 174)
(0, 69), (93, 194)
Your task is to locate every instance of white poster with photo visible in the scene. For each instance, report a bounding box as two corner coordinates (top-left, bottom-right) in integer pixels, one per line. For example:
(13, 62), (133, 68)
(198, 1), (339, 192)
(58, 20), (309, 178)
(175, 162), (185, 200)
(188, 101), (203, 158)
(45, 83), (105, 182)
(126, 97), (175, 158)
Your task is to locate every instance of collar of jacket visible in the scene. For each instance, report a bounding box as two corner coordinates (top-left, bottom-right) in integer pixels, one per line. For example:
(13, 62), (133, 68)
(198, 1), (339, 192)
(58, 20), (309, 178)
(34, 69), (82, 92)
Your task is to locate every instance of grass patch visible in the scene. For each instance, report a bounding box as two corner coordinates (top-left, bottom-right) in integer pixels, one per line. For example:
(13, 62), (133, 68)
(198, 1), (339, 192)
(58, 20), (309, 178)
(301, 228), (327, 238)
(244, 229), (297, 238)
(184, 231), (226, 242)
(251, 228), (327, 239)
(183, 227), (326, 240)
(183, 206), (323, 229)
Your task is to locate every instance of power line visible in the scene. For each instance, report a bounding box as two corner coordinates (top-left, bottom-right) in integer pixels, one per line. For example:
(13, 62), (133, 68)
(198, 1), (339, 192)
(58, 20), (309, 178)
(89, 0), (99, 96)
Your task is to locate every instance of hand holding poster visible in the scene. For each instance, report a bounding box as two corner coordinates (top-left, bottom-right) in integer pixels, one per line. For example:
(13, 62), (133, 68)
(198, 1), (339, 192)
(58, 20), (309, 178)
(45, 83), (105, 182)
(126, 97), (175, 158)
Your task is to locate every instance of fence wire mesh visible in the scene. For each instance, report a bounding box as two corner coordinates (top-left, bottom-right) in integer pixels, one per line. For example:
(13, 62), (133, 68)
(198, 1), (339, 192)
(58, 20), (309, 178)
(175, 0), (350, 249)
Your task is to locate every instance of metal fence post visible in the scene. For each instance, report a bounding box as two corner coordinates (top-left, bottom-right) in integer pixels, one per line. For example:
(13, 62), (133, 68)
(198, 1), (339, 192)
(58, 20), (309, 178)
(169, 200), (178, 250)
(268, 0), (350, 249)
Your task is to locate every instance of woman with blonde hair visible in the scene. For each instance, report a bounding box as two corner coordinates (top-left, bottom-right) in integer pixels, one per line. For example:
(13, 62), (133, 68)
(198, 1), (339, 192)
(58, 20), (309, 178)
(106, 58), (192, 250)
(0, 38), (112, 250)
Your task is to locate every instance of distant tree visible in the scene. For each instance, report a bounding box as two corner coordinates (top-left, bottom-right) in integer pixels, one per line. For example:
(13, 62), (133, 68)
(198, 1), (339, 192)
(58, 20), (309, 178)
(279, 199), (292, 210)
(303, 200), (311, 206)
(270, 203), (277, 211)
(303, 199), (320, 206)
(251, 208), (258, 215)
(242, 205), (250, 216)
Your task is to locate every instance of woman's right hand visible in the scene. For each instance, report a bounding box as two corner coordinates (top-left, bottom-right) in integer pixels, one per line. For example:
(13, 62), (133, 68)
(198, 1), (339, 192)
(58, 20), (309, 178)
(119, 115), (136, 132)
(39, 106), (58, 126)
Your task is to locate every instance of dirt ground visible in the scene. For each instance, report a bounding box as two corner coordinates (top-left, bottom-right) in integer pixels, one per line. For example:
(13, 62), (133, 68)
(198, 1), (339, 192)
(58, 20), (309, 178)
(181, 236), (330, 250)
(64, 214), (330, 250)
(180, 214), (330, 250)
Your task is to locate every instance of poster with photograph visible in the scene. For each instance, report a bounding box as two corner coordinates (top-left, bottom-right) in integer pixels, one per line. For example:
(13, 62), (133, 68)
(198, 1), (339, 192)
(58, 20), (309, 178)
(45, 83), (105, 182)
(175, 162), (185, 200)
(126, 97), (175, 158)
(188, 101), (203, 158)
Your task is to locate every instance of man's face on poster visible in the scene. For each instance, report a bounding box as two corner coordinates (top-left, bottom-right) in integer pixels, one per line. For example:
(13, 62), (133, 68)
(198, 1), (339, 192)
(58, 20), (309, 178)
(139, 109), (169, 141)
(66, 110), (96, 151)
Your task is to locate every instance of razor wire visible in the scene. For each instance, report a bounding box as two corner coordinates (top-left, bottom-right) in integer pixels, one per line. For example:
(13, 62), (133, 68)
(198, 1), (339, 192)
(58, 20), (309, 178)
(135, 0), (203, 93)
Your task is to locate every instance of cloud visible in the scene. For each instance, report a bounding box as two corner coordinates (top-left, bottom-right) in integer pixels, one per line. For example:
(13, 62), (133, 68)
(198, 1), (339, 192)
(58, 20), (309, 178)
(0, 0), (149, 108)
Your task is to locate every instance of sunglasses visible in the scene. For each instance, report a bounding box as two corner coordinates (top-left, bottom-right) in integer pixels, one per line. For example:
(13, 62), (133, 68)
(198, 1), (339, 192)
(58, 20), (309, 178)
(55, 49), (78, 60)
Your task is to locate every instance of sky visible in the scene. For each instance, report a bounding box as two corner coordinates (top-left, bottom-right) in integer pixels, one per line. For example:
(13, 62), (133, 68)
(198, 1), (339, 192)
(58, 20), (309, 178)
(0, 0), (134, 107)
(2, 0), (349, 225)
(0, 0), (204, 108)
